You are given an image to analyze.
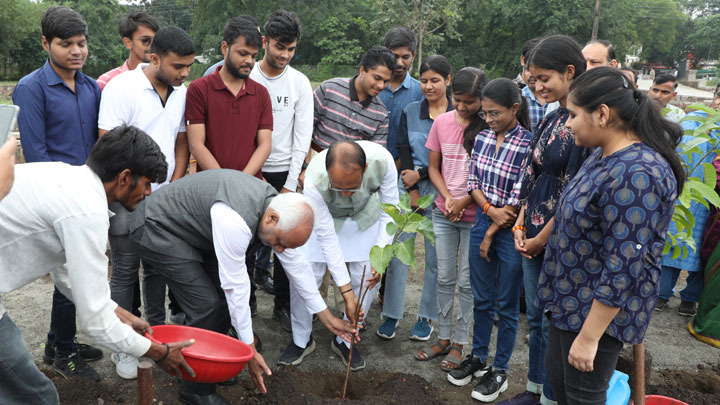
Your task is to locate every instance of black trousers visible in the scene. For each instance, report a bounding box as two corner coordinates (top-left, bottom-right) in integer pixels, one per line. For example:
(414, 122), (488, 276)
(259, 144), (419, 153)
(546, 325), (623, 405)
(47, 288), (77, 357)
(261, 171), (291, 310)
(135, 244), (230, 396)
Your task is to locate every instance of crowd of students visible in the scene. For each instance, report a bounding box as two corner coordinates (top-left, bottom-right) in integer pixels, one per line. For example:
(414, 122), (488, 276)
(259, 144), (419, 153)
(2, 4), (719, 405)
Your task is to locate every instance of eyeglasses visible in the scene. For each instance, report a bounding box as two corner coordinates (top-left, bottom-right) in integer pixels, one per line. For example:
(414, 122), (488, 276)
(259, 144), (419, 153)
(479, 110), (500, 120)
(329, 185), (362, 193)
(135, 36), (153, 46)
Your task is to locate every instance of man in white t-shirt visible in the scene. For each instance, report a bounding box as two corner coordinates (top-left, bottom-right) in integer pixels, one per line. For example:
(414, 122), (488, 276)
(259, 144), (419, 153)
(248, 11), (314, 334)
(97, 27), (195, 379)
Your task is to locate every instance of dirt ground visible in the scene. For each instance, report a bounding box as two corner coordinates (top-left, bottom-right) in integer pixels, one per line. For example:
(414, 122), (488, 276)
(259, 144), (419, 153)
(4, 239), (720, 404)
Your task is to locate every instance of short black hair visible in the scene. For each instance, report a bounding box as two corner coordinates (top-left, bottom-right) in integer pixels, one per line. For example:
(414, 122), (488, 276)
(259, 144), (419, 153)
(224, 15), (262, 48)
(263, 10), (300, 44)
(41, 6), (88, 44)
(87, 125), (167, 186)
(119, 11), (159, 39)
(419, 54), (452, 79)
(360, 45), (396, 73)
(586, 39), (616, 61)
(383, 27), (417, 53)
(151, 26), (195, 57)
(521, 38), (542, 61)
(326, 141), (367, 172)
(654, 73), (679, 89)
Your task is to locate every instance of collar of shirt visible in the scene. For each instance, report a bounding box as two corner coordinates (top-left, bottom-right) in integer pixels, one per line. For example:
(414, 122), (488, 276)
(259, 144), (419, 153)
(384, 72), (415, 93)
(210, 65), (254, 98)
(349, 75), (372, 108)
(419, 96), (454, 120)
(135, 63), (176, 100)
(42, 59), (86, 88)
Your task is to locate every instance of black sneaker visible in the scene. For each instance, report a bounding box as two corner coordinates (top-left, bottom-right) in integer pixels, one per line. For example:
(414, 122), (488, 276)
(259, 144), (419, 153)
(472, 368), (508, 402)
(278, 338), (316, 366)
(654, 297), (669, 312)
(273, 306), (292, 333)
(255, 270), (275, 294)
(43, 341), (103, 364)
(678, 300), (697, 316)
(448, 355), (490, 386)
(53, 352), (101, 382)
(331, 338), (365, 371)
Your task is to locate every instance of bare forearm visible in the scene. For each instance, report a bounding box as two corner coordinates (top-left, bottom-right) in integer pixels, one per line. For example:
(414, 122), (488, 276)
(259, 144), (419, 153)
(243, 131), (271, 176)
(190, 143), (221, 170)
(171, 132), (189, 181)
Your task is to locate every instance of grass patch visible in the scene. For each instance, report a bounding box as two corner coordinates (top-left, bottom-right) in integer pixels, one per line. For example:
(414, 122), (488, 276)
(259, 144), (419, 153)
(0, 95), (12, 105)
(0, 81), (17, 87)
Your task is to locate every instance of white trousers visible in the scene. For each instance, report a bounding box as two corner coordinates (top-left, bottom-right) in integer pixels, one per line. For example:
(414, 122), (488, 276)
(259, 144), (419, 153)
(291, 261), (377, 348)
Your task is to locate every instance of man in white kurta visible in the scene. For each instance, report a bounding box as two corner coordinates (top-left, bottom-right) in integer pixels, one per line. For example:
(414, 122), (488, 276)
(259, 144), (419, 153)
(290, 140), (398, 371)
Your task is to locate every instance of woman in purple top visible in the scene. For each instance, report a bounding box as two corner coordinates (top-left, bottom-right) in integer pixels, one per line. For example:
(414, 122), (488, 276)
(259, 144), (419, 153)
(540, 67), (683, 405)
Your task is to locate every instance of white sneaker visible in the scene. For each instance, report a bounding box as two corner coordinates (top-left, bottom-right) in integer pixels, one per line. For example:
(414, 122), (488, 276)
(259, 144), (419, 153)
(111, 352), (138, 379)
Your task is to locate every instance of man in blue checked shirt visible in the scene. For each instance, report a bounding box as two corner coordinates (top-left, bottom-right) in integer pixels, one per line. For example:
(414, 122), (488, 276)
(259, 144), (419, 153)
(12, 5), (103, 382)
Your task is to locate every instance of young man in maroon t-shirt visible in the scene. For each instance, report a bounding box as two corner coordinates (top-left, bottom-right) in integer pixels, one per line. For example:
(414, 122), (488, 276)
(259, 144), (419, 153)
(186, 15), (272, 177)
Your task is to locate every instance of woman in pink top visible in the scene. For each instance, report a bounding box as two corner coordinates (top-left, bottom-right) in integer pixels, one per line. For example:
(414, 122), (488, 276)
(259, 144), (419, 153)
(416, 67), (487, 371)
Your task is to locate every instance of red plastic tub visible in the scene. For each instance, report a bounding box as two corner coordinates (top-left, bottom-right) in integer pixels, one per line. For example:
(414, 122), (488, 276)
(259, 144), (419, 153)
(643, 395), (689, 405)
(145, 325), (254, 383)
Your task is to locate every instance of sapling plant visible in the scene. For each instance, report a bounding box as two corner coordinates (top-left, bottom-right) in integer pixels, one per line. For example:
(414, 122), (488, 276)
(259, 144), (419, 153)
(341, 192), (435, 399)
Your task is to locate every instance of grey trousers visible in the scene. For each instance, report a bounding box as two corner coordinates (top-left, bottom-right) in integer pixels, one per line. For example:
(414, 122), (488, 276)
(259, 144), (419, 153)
(432, 207), (473, 345)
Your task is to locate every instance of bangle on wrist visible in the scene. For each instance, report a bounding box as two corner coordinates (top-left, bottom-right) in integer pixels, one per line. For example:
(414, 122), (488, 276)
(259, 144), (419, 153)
(301, 161), (309, 171)
(512, 225), (527, 232)
(482, 202), (492, 214)
(156, 343), (170, 363)
(341, 288), (353, 295)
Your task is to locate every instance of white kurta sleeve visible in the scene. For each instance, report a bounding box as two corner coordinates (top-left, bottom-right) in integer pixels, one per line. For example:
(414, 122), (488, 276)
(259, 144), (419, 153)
(210, 202), (254, 345)
(275, 248), (328, 314)
(52, 214), (151, 358)
(303, 183), (351, 286)
(377, 151), (401, 247)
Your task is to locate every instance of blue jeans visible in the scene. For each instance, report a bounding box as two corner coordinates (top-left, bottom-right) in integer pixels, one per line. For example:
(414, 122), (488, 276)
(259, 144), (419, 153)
(0, 313), (59, 404)
(523, 256), (555, 402)
(382, 179), (438, 321)
(659, 265), (705, 303)
(468, 214), (523, 371)
(433, 207), (473, 344)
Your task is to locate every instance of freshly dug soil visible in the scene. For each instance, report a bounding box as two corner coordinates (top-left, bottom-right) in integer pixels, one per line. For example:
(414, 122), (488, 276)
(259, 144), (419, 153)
(646, 365), (720, 405)
(51, 364), (444, 404)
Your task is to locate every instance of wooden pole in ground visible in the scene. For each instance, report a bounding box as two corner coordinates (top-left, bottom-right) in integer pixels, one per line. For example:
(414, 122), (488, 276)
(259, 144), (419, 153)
(633, 343), (645, 405)
(137, 361), (153, 405)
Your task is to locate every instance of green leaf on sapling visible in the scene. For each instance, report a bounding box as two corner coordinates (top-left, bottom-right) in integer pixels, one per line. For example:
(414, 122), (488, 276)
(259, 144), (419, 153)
(418, 217), (435, 246)
(703, 163), (717, 189)
(417, 194), (434, 210)
(393, 238), (416, 268)
(382, 204), (402, 223)
(370, 244), (394, 275)
(386, 222), (398, 236)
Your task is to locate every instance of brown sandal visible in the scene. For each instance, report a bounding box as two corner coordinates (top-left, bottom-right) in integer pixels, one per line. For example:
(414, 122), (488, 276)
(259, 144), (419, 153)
(440, 343), (463, 371)
(415, 341), (450, 361)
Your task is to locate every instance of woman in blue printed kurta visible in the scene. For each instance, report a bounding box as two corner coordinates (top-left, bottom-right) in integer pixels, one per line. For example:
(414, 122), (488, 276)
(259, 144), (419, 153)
(539, 67), (684, 405)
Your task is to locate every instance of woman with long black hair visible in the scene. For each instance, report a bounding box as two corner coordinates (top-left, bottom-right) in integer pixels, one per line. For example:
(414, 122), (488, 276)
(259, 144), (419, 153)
(539, 66), (683, 404)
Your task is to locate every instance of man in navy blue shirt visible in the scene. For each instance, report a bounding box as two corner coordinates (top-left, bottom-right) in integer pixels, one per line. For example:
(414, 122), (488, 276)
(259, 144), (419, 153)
(12, 5), (103, 381)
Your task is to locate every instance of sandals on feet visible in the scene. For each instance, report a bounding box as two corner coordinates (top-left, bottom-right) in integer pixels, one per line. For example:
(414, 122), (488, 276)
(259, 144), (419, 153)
(415, 341), (450, 361)
(440, 343), (463, 371)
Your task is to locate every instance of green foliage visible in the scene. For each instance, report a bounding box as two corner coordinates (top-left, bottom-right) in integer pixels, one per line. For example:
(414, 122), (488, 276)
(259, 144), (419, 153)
(667, 105), (720, 258)
(370, 193), (434, 274)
